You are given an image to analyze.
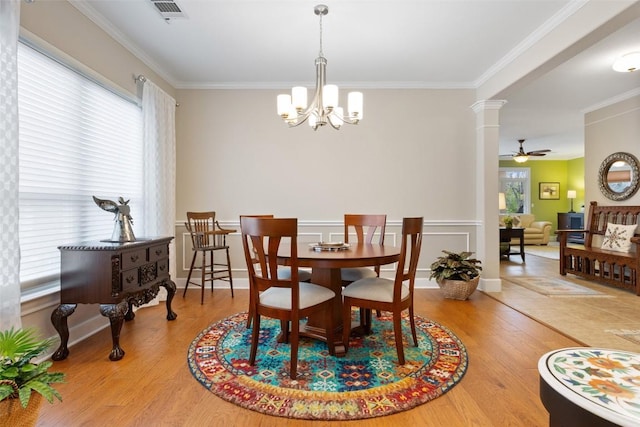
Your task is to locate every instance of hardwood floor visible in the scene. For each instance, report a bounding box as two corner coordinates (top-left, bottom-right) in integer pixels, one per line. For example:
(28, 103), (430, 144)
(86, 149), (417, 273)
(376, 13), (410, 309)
(37, 258), (577, 427)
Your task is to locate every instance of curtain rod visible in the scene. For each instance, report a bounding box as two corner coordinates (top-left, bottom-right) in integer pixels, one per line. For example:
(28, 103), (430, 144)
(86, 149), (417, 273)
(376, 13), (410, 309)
(135, 75), (179, 107)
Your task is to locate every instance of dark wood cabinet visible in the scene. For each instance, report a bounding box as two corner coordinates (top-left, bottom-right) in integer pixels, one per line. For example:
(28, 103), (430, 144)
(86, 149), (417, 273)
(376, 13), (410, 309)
(557, 213), (584, 244)
(499, 227), (525, 261)
(51, 236), (177, 361)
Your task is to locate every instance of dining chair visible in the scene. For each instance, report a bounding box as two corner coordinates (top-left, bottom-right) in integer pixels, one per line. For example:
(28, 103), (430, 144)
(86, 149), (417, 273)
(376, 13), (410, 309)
(240, 216), (336, 379)
(183, 211), (235, 304)
(342, 217), (423, 365)
(341, 214), (387, 285)
(240, 214), (312, 328)
(342, 214), (387, 323)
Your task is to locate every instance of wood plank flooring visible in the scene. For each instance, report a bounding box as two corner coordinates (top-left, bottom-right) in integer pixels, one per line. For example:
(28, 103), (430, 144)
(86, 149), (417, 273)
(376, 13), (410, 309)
(497, 247), (640, 352)
(36, 257), (578, 427)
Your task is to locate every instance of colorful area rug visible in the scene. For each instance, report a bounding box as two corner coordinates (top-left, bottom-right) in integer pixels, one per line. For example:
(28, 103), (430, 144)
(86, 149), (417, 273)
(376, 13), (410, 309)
(507, 276), (605, 296)
(187, 311), (467, 420)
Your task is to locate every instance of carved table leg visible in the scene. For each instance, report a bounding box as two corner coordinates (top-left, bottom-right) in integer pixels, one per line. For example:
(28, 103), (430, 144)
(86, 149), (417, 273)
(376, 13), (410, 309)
(161, 279), (178, 321)
(124, 299), (136, 321)
(99, 300), (129, 361)
(51, 304), (77, 361)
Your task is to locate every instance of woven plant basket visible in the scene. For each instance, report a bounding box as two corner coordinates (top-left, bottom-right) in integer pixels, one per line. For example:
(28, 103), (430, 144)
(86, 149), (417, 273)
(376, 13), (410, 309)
(0, 393), (43, 427)
(437, 276), (480, 300)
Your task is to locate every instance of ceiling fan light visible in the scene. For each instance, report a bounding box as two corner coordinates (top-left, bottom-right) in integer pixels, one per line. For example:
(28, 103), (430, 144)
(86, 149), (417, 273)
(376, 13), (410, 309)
(513, 154), (529, 163)
(612, 52), (640, 72)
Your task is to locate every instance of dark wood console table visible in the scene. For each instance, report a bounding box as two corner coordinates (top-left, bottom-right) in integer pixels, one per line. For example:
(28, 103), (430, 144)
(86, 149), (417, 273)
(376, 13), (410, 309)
(499, 227), (525, 262)
(52, 236), (177, 361)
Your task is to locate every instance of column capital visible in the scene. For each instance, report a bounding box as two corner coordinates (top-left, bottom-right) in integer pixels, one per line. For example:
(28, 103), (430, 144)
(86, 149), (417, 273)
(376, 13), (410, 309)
(471, 99), (507, 113)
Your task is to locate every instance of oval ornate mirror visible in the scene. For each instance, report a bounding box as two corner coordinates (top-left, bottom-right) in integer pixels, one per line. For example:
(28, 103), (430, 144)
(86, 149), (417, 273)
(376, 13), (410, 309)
(598, 152), (640, 201)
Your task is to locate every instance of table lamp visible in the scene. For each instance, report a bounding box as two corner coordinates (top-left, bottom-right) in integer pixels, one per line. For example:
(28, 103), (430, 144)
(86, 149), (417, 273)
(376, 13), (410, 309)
(567, 190), (577, 213)
(499, 192), (506, 212)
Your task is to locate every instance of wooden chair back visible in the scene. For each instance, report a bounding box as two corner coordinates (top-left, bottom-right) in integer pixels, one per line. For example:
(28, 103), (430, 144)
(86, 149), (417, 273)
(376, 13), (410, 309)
(393, 217), (424, 300)
(240, 216), (301, 308)
(344, 214), (387, 245)
(185, 211), (229, 249)
(240, 214), (275, 262)
(583, 201), (640, 248)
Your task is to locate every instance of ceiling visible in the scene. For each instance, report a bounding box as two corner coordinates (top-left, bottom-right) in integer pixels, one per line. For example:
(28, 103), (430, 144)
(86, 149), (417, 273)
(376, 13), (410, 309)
(72, 0), (640, 160)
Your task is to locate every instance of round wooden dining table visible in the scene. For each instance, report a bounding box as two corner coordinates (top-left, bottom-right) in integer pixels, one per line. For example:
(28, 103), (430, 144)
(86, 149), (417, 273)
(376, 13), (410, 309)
(277, 243), (400, 356)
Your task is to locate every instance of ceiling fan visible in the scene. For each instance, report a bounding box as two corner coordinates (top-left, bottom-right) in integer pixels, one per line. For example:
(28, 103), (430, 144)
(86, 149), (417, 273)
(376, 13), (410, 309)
(502, 139), (551, 163)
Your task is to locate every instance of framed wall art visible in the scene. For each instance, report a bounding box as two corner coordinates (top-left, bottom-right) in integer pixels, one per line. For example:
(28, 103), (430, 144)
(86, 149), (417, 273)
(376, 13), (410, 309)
(539, 182), (560, 200)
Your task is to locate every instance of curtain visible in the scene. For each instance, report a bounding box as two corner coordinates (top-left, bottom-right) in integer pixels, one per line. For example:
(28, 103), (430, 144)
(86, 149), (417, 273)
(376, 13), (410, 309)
(0, 0), (22, 330)
(141, 79), (177, 303)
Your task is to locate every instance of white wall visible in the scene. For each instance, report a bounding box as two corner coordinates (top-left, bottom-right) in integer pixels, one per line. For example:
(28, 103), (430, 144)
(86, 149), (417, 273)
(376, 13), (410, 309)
(175, 88), (477, 219)
(173, 88), (480, 282)
(585, 94), (640, 204)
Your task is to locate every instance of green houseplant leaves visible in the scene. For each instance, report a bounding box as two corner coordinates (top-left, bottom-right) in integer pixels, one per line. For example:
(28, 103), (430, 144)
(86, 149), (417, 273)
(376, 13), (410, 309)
(0, 328), (65, 408)
(429, 250), (482, 283)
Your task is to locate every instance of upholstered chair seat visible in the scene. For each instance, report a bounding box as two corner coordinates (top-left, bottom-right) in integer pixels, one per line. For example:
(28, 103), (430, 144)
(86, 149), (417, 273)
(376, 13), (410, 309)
(342, 277), (410, 303)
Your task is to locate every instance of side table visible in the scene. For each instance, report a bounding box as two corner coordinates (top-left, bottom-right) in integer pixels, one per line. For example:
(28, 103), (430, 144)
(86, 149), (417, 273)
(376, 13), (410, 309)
(52, 236), (177, 361)
(499, 227), (525, 262)
(539, 347), (640, 427)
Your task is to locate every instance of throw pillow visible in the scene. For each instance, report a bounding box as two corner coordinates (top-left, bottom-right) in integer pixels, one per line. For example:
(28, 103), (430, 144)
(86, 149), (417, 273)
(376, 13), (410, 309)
(601, 223), (638, 253)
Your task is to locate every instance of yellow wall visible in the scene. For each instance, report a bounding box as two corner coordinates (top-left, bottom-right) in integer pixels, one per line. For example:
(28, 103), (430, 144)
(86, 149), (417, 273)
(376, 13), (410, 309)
(499, 158), (585, 233)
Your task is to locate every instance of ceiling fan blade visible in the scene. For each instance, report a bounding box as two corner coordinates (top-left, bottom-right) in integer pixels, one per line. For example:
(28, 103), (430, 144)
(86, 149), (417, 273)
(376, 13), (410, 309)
(527, 149), (551, 154)
(528, 152), (547, 156)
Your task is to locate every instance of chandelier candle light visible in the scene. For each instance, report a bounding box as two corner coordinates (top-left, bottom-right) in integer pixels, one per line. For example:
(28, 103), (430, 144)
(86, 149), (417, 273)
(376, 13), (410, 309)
(277, 5), (363, 130)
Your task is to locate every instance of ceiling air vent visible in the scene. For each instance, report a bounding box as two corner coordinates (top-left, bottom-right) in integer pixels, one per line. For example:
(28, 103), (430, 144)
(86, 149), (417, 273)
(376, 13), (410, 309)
(150, 0), (187, 20)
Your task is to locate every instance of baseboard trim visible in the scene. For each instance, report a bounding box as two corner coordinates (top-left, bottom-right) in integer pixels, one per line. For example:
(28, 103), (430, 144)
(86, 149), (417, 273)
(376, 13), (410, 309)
(480, 277), (502, 292)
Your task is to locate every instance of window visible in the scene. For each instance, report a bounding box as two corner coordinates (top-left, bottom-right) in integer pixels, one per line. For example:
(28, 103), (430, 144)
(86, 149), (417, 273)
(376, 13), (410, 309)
(18, 42), (143, 293)
(499, 167), (530, 214)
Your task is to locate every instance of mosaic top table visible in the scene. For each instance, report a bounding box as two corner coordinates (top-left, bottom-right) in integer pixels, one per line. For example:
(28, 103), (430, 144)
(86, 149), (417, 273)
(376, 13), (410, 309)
(539, 347), (640, 427)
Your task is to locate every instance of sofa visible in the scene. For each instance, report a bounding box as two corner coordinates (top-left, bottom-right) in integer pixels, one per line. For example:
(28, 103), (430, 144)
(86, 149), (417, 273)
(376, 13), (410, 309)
(499, 214), (552, 245)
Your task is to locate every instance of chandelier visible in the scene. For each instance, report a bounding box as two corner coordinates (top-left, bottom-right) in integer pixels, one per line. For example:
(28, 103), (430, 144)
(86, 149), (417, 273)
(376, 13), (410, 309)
(276, 5), (363, 130)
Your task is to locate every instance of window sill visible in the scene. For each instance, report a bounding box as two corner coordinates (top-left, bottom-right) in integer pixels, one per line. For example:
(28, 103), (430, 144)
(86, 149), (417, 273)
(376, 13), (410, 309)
(21, 281), (60, 303)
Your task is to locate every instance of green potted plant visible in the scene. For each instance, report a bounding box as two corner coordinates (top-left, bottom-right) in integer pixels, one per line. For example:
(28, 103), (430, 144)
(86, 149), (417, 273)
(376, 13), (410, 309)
(429, 250), (483, 300)
(502, 215), (514, 229)
(0, 327), (65, 426)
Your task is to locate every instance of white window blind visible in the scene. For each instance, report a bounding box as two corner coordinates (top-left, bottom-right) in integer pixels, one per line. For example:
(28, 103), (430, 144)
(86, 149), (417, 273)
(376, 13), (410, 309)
(17, 42), (144, 292)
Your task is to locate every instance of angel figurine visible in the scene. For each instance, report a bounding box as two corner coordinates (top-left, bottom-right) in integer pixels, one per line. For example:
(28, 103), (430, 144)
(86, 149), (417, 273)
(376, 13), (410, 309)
(93, 196), (137, 242)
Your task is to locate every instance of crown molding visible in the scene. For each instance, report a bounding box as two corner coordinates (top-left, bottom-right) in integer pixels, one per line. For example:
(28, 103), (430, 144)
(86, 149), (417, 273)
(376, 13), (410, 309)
(69, 0), (180, 88)
(473, 0), (588, 88)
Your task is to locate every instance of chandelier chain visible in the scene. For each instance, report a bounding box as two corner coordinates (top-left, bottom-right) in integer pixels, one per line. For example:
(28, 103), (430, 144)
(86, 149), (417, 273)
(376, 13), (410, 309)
(318, 12), (324, 58)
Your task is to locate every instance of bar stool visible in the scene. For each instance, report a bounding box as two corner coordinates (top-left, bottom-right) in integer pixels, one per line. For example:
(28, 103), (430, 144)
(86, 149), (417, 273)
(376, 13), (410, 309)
(184, 211), (234, 304)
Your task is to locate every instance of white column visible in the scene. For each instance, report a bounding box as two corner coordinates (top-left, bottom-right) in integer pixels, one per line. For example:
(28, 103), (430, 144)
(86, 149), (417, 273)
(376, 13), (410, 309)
(471, 100), (506, 292)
